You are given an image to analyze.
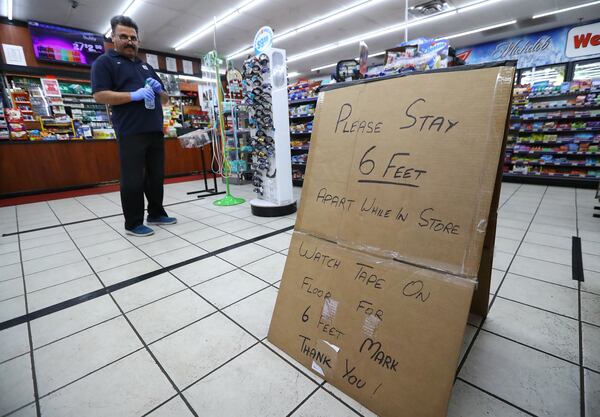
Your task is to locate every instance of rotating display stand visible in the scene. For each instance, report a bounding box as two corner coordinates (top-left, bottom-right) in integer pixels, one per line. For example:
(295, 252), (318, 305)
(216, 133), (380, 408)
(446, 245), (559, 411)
(243, 48), (296, 217)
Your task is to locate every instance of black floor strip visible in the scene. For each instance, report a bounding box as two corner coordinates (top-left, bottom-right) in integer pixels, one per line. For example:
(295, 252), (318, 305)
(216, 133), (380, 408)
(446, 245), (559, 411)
(572, 236), (585, 282)
(1, 192), (223, 237)
(0, 225), (294, 331)
(14, 207), (42, 417)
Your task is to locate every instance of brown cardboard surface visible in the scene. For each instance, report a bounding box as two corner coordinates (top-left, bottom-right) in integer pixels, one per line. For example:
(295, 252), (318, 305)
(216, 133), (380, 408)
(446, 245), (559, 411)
(268, 232), (474, 417)
(268, 65), (515, 417)
(296, 66), (515, 277)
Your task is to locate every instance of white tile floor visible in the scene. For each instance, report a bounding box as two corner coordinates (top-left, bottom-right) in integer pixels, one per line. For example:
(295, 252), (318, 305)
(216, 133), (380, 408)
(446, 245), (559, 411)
(0, 180), (599, 417)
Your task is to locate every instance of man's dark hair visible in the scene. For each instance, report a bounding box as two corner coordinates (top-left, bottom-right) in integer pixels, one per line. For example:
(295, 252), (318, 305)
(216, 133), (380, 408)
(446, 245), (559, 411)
(110, 15), (138, 34)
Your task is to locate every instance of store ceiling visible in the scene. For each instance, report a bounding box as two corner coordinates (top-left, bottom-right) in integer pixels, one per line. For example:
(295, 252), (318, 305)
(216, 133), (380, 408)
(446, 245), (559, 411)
(4, 0), (600, 77)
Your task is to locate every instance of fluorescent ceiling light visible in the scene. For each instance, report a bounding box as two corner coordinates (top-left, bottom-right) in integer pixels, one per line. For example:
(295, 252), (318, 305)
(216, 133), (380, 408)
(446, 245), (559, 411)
(311, 62), (337, 72)
(288, 10), (456, 63)
(288, 0), (500, 64)
(226, 0), (389, 59)
(7, 0), (12, 20)
(104, 0), (143, 37)
(457, 0), (503, 13)
(174, 0), (264, 51)
(310, 51), (385, 72)
(532, 0), (600, 19)
(288, 72), (300, 78)
(436, 20), (516, 40)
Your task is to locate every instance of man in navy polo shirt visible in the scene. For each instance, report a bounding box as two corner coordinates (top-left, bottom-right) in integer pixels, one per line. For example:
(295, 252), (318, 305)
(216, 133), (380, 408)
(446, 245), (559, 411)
(91, 15), (176, 237)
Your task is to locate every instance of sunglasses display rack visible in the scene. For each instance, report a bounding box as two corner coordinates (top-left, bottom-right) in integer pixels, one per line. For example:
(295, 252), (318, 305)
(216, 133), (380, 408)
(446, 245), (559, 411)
(242, 48), (296, 217)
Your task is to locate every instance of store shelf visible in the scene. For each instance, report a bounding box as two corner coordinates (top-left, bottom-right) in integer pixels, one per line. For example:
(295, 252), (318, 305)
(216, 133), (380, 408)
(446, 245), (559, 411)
(507, 139), (600, 145)
(289, 114), (315, 120)
(503, 172), (600, 189)
(513, 104), (600, 113)
(509, 150), (600, 156)
(292, 162), (307, 166)
(523, 88), (600, 99)
(289, 97), (318, 105)
(511, 115), (600, 122)
(509, 127), (600, 133)
(505, 172), (599, 179)
(290, 130), (312, 135)
(508, 161), (600, 167)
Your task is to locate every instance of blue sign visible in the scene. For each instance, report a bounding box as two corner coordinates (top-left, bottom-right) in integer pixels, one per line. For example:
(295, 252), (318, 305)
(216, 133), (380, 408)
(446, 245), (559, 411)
(254, 26), (273, 56)
(457, 24), (600, 69)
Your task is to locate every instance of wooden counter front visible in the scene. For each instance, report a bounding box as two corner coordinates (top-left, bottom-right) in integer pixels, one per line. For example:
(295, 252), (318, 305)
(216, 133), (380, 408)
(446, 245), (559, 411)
(0, 138), (207, 196)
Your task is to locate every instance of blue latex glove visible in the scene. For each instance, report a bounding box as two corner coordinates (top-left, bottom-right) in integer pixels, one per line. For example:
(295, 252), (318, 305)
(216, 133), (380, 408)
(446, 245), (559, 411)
(146, 77), (162, 93)
(130, 86), (154, 102)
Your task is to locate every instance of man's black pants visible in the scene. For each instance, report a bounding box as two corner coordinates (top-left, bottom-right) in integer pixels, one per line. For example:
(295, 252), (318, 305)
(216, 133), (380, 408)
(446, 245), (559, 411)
(117, 131), (168, 230)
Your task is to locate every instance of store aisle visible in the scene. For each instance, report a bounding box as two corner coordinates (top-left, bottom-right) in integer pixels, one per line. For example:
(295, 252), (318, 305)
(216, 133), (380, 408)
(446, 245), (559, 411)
(0, 181), (598, 417)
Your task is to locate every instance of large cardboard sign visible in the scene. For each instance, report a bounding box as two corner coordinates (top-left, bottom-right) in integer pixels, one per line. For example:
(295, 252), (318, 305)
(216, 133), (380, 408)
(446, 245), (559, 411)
(268, 64), (515, 417)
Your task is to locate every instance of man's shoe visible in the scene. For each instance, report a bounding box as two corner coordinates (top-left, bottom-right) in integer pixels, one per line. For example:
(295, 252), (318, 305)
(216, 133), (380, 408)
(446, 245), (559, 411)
(126, 225), (155, 237)
(146, 216), (177, 225)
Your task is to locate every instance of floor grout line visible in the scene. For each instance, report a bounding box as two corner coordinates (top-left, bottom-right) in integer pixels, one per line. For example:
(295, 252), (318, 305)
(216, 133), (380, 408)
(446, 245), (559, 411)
(319, 384), (369, 417)
(477, 327), (580, 367)
(455, 377), (537, 417)
(584, 366), (600, 376)
(500, 270), (579, 291)
(510, 252), (572, 268)
(494, 294), (578, 321)
(286, 382), (326, 417)
(498, 183), (523, 210)
(576, 189), (586, 417)
(456, 186), (548, 378)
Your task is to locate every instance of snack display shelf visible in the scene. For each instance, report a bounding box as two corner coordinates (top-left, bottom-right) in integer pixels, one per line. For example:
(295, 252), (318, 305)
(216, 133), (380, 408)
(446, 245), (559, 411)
(519, 88), (600, 99)
(513, 104), (600, 112)
(288, 81), (320, 188)
(509, 128), (600, 133)
(511, 115), (600, 122)
(507, 139), (600, 145)
(504, 172), (600, 179)
(508, 150), (600, 155)
(508, 161), (600, 167)
(289, 97), (318, 105)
